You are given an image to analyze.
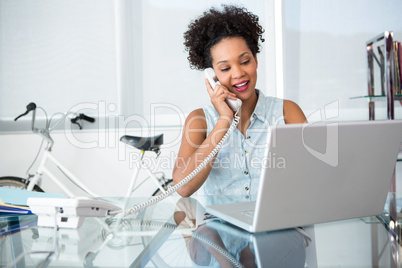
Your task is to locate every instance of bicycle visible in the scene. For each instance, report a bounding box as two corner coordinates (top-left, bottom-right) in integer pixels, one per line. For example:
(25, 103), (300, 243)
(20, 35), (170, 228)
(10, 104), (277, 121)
(0, 102), (174, 197)
(1, 103), (243, 268)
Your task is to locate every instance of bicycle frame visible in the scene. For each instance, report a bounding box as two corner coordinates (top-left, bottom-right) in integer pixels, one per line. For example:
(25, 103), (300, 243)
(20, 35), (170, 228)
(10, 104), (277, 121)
(26, 146), (171, 198)
(17, 103), (169, 198)
(27, 149), (99, 197)
(23, 108), (99, 197)
(126, 151), (167, 197)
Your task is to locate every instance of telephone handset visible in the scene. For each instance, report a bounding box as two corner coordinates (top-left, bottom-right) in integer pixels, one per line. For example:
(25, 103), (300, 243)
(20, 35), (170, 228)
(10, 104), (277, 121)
(204, 68), (242, 111)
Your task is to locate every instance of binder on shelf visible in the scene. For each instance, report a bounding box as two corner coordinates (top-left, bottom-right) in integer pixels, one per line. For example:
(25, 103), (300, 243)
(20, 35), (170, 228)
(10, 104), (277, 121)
(364, 31), (400, 120)
(394, 41), (401, 96)
(396, 41), (402, 96)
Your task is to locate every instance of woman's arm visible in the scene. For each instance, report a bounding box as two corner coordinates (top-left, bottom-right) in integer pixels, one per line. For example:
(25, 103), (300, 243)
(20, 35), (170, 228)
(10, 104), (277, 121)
(173, 77), (238, 197)
(283, 100), (307, 124)
(172, 108), (233, 197)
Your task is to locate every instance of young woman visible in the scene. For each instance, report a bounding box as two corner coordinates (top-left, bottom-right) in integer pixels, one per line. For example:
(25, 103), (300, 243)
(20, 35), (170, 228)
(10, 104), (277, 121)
(173, 5), (307, 198)
(172, 6), (309, 267)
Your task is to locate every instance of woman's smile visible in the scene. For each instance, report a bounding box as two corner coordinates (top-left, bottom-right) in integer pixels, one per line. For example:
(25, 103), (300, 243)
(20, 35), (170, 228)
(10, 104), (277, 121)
(233, 80), (249, 92)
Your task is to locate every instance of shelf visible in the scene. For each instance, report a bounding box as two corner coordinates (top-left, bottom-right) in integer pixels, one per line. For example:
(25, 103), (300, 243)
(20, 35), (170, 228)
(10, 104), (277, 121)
(350, 95), (402, 102)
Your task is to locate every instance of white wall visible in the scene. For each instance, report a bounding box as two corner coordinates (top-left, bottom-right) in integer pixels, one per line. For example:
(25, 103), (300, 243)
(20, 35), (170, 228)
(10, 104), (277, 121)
(0, 0), (119, 121)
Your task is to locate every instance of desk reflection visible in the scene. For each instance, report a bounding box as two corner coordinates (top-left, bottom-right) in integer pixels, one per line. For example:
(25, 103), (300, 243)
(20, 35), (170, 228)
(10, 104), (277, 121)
(1, 194), (399, 267)
(173, 197), (308, 268)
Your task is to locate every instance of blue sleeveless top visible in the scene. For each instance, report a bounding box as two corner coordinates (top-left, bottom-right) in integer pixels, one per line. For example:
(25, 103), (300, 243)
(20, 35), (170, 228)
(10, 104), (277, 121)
(199, 89), (285, 201)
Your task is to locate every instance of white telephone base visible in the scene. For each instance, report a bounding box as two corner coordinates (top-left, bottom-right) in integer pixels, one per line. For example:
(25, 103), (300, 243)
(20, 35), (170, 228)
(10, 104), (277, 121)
(27, 197), (121, 228)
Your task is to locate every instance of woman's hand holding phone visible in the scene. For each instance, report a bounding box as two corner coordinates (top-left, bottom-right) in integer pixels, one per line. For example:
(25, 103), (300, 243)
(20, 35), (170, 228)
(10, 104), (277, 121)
(204, 78), (237, 119)
(204, 68), (241, 119)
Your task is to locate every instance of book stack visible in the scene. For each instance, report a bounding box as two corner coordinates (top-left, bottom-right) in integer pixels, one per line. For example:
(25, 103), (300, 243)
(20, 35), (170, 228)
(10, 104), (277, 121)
(394, 41), (402, 96)
(0, 199), (32, 215)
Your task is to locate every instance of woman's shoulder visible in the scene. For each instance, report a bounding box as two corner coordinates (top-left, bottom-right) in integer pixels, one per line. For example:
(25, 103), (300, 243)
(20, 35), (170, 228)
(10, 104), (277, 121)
(184, 108), (207, 129)
(283, 99), (307, 124)
(188, 108), (205, 118)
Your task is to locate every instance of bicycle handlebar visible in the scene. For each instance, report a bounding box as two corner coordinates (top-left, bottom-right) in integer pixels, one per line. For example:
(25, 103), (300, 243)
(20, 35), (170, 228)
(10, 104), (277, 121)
(72, 113), (95, 123)
(15, 102), (95, 130)
(70, 113), (96, 129)
(13, 103), (96, 151)
(14, 102), (37, 121)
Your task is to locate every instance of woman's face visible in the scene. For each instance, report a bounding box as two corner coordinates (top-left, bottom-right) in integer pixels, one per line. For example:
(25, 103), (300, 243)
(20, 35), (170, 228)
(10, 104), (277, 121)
(210, 36), (258, 101)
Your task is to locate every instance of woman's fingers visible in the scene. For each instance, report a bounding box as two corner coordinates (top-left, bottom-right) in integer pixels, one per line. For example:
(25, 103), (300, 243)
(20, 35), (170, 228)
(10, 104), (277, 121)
(205, 78), (236, 117)
(206, 81), (231, 101)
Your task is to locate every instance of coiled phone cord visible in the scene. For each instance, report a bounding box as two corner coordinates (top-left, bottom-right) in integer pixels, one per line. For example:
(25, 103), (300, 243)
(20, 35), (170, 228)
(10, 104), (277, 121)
(110, 110), (241, 217)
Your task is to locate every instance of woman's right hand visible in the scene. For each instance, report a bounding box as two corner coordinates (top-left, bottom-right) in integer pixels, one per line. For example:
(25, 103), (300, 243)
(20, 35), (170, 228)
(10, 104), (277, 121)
(205, 78), (236, 120)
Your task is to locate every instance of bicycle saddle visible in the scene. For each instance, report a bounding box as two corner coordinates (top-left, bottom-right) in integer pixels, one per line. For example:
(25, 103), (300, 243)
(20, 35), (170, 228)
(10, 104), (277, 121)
(120, 134), (164, 153)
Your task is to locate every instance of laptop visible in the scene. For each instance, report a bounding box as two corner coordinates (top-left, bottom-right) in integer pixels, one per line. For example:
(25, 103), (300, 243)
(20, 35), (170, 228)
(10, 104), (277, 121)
(206, 120), (402, 233)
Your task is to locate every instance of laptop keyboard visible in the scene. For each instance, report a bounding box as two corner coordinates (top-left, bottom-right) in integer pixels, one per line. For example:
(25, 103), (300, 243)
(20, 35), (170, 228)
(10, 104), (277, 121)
(241, 210), (255, 218)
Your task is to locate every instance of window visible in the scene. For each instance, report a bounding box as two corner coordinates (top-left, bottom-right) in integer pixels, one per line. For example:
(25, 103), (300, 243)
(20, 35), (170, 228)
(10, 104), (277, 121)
(0, 0), (268, 132)
(0, 0), (118, 132)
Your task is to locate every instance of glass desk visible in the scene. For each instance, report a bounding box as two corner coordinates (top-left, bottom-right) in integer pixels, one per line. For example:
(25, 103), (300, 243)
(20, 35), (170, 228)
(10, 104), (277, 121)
(0, 195), (401, 268)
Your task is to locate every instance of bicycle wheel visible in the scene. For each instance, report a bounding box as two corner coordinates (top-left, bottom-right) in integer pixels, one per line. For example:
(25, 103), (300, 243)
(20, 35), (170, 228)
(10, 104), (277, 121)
(0, 176), (44, 192)
(151, 179), (174, 196)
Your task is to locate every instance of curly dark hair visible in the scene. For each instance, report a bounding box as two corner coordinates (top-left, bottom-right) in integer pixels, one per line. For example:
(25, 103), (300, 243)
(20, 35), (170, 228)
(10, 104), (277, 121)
(183, 5), (265, 70)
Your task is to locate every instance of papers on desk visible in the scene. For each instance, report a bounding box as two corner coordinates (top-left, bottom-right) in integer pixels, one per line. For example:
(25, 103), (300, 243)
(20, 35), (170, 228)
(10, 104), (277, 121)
(0, 187), (65, 215)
